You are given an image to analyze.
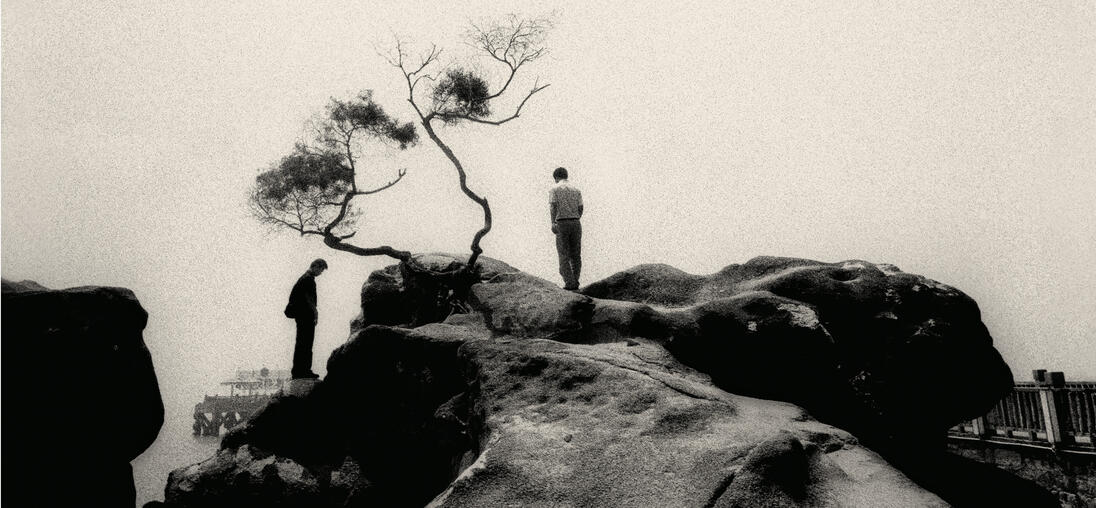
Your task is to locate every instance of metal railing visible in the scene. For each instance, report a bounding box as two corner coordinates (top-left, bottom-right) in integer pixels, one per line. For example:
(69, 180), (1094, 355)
(950, 370), (1096, 453)
(192, 394), (272, 436)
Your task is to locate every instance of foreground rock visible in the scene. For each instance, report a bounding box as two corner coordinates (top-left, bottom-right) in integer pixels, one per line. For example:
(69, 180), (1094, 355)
(164, 255), (1051, 507)
(2, 280), (164, 506)
(434, 337), (944, 507)
(169, 322), (944, 507)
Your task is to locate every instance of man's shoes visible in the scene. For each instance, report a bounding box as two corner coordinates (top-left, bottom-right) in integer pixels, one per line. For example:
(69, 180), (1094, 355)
(292, 371), (321, 380)
(563, 285), (579, 291)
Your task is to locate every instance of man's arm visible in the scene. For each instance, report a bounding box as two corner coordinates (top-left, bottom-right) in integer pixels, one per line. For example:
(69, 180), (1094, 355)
(549, 193), (559, 233)
(288, 277), (304, 315)
(305, 278), (318, 323)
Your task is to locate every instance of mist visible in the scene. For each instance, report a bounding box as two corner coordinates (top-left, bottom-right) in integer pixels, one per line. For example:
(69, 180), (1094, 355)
(3, 2), (1094, 502)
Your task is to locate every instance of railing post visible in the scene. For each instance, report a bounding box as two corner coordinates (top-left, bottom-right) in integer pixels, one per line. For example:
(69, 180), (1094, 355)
(1035, 370), (1065, 447)
(971, 416), (989, 437)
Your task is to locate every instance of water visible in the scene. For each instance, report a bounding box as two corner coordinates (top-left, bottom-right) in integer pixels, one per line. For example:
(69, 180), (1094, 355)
(132, 401), (222, 507)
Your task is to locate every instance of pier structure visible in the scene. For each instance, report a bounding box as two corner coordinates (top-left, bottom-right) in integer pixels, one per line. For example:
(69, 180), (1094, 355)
(193, 368), (291, 436)
(949, 369), (1095, 454)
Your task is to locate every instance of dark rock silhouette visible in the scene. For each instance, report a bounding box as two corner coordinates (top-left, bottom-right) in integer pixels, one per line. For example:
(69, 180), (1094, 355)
(350, 254), (521, 332)
(166, 444), (327, 506)
(2, 281), (164, 507)
(163, 255), (1053, 507)
(581, 256), (1015, 450)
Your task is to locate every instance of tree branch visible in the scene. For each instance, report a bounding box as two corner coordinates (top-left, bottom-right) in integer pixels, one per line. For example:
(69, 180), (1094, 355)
(359, 168), (408, 195)
(322, 234), (410, 262)
(383, 16), (553, 272)
(342, 131), (358, 192)
(387, 39), (442, 123)
(418, 119), (491, 269)
(436, 82), (550, 126)
(467, 15), (552, 100)
(250, 84), (419, 262)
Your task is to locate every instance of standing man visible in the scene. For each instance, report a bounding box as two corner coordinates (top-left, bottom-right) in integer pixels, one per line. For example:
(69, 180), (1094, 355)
(285, 258), (327, 379)
(549, 167), (583, 290)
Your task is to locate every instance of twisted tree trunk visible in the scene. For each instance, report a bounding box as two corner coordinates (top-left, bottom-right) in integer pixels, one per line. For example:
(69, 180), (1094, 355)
(420, 119), (491, 275)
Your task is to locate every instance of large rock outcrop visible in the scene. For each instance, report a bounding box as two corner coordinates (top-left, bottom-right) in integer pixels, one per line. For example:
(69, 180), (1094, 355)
(2, 280), (164, 506)
(432, 337), (945, 507)
(164, 255), (1051, 507)
(580, 256), (1015, 450)
(168, 322), (944, 507)
(351, 254), (521, 332)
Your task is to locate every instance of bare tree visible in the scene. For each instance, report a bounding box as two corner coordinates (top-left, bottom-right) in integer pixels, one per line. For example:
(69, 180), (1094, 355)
(249, 91), (418, 261)
(384, 15), (553, 272)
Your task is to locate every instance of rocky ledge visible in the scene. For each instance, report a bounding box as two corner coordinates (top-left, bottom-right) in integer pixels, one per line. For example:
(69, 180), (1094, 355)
(164, 255), (1055, 507)
(2, 279), (164, 506)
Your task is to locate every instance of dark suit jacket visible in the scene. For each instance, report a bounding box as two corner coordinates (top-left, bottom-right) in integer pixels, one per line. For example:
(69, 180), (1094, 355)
(286, 273), (317, 319)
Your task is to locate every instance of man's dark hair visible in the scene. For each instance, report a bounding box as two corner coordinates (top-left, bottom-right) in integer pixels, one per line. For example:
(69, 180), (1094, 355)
(552, 167), (568, 180)
(310, 258), (328, 270)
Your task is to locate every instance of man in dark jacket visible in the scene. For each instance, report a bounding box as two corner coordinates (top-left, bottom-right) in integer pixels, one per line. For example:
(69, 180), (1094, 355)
(285, 258), (327, 379)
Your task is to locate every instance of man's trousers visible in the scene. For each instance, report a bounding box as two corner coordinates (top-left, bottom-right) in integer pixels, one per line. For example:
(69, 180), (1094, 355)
(292, 317), (315, 377)
(555, 219), (582, 290)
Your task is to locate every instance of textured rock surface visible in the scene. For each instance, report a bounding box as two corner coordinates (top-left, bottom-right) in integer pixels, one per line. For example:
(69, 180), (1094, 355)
(468, 272), (594, 341)
(3, 282), (164, 506)
(164, 255), (1044, 507)
(351, 254), (521, 331)
(169, 320), (945, 507)
(432, 338), (944, 507)
(166, 445), (326, 507)
(580, 256), (1014, 450)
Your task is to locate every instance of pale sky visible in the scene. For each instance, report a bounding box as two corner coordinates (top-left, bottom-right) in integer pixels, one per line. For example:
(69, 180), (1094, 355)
(3, 0), (1095, 418)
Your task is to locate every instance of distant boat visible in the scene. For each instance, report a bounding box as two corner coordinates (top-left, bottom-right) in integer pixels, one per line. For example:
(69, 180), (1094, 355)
(192, 368), (291, 436)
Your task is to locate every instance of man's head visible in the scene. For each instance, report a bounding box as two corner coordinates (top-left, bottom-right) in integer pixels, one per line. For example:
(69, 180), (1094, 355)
(552, 167), (568, 182)
(308, 258), (328, 276)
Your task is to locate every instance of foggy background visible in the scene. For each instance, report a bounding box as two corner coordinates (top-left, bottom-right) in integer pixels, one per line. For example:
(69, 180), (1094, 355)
(3, 1), (1094, 504)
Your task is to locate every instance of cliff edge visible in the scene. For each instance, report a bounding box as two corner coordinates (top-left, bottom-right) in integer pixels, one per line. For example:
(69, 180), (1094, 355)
(164, 255), (1052, 507)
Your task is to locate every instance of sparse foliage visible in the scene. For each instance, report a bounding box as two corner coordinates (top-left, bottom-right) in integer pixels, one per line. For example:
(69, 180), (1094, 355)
(249, 91), (418, 261)
(384, 14), (553, 272)
(432, 69), (491, 122)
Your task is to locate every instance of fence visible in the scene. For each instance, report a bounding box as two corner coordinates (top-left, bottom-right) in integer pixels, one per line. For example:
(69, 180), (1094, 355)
(192, 394), (271, 436)
(949, 370), (1096, 453)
